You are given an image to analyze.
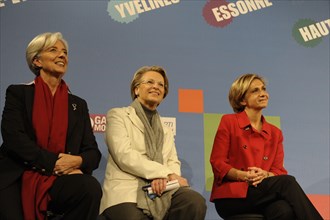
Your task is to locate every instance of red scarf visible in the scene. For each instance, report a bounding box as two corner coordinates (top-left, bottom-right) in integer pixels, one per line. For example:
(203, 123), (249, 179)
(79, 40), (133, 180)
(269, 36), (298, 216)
(21, 76), (68, 220)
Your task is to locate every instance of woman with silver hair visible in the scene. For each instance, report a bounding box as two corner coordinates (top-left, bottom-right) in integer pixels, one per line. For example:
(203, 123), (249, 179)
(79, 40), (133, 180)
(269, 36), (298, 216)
(0, 32), (102, 219)
(99, 66), (206, 220)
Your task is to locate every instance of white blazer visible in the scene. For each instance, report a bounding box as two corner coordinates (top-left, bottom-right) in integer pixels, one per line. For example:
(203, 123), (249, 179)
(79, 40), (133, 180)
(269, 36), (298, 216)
(100, 106), (181, 212)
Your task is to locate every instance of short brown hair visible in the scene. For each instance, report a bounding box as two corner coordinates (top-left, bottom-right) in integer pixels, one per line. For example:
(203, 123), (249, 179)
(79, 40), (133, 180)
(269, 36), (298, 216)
(228, 73), (267, 113)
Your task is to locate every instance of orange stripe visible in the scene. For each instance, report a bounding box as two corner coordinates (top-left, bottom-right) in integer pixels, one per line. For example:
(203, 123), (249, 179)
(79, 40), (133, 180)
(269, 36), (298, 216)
(307, 194), (330, 219)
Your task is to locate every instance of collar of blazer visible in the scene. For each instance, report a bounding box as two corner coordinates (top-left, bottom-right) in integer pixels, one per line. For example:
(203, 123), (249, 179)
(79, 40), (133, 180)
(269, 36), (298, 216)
(125, 106), (168, 135)
(67, 95), (80, 138)
(237, 111), (272, 140)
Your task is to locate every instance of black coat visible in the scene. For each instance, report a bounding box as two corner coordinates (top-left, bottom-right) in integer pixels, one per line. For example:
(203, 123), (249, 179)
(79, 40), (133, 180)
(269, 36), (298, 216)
(0, 83), (101, 190)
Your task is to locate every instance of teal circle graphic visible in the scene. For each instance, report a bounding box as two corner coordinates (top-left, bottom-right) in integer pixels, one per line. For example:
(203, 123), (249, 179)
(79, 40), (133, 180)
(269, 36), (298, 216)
(107, 0), (139, 24)
(292, 19), (322, 48)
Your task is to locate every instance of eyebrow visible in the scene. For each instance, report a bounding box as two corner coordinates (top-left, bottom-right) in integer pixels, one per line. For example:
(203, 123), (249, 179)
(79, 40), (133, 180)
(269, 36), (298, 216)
(250, 85), (266, 91)
(143, 78), (164, 82)
(47, 46), (67, 51)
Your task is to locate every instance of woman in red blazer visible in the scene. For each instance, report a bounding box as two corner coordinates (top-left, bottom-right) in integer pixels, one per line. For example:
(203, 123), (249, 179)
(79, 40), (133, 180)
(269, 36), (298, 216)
(210, 74), (322, 219)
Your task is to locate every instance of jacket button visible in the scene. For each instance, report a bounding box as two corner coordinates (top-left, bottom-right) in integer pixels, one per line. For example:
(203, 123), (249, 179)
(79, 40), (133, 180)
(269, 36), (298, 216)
(243, 145), (247, 149)
(263, 156), (268, 160)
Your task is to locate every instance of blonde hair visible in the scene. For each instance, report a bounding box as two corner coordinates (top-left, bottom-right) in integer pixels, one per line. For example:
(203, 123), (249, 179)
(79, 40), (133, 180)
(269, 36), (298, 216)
(130, 65), (169, 100)
(228, 73), (267, 113)
(26, 32), (68, 75)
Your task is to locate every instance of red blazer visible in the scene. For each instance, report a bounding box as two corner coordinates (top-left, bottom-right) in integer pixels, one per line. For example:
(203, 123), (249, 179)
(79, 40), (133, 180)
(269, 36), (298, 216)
(210, 111), (287, 201)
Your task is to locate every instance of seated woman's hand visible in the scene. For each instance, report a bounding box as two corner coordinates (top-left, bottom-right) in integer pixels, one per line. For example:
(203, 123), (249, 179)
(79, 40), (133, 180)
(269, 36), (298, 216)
(67, 169), (83, 175)
(151, 178), (167, 196)
(247, 167), (269, 186)
(168, 173), (189, 187)
(53, 153), (83, 176)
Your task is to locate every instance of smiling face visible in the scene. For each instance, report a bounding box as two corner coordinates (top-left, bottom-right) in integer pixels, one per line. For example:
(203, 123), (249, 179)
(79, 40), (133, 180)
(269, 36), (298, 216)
(33, 40), (68, 78)
(241, 79), (269, 111)
(135, 71), (165, 110)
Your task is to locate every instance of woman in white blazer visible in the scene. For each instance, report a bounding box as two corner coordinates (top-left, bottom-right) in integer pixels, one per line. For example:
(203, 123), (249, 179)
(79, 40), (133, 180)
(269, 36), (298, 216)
(99, 66), (206, 220)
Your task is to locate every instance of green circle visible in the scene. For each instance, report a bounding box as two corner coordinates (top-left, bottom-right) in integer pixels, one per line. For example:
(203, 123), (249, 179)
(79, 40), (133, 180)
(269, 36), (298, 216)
(292, 18), (323, 48)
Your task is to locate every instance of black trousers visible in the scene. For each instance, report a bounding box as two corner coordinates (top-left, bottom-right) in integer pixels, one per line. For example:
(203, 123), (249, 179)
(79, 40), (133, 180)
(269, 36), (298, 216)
(0, 174), (102, 220)
(0, 179), (24, 220)
(214, 175), (323, 220)
(99, 187), (207, 220)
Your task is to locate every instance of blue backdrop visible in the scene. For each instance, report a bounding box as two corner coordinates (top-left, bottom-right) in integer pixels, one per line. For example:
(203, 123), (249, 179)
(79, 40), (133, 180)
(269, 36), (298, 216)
(1, 1), (329, 219)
